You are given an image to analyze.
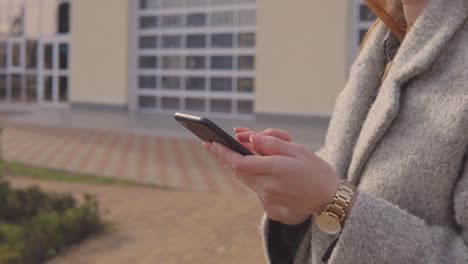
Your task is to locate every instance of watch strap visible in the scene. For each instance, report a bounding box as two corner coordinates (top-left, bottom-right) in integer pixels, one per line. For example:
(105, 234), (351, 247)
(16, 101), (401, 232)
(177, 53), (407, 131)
(326, 181), (356, 222)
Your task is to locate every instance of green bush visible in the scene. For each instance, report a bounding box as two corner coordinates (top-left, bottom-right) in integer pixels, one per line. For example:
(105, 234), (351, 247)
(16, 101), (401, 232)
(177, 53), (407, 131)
(0, 182), (77, 223)
(0, 178), (104, 264)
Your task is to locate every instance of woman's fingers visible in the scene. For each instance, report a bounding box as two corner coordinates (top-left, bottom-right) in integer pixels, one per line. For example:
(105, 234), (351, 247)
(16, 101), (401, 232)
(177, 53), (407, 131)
(259, 128), (292, 142)
(202, 141), (213, 155)
(236, 131), (258, 143)
(235, 128), (292, 144)
(239, 141), (256, 154)
(203, 142), (221, 160)
(214, 142), (277, 175)
(202, 141), (210, 150)
(234, 127), (254, 133)
(250, 135), (306, 158)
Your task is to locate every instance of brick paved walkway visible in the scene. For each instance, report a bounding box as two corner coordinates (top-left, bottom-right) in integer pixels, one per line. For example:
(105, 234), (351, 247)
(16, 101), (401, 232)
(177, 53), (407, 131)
(2, 124), (250, 195)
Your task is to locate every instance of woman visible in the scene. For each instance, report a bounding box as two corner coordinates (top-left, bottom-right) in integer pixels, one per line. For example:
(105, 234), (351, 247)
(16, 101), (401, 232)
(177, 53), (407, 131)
(204, 0), (468, 263)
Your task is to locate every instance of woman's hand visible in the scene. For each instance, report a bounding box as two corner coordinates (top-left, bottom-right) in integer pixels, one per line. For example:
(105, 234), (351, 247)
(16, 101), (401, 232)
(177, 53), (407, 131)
(203, 129), (342, 225)
(236, 128), (311, 224)
(233, 127), (292, 155)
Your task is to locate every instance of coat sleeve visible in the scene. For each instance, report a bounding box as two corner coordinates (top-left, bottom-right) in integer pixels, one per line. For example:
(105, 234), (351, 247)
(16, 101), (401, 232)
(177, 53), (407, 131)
(328, 155), (468, 263)
(261, 147), (468, 263)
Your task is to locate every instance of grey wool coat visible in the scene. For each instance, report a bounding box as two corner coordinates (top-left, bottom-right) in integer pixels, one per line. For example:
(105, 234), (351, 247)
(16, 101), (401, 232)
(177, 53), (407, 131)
(261, 0), (468, 263)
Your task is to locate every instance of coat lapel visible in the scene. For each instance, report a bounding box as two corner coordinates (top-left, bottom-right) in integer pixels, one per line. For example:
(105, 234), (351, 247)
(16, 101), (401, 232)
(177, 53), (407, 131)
(322, 24), (387, 179)
(346, 0), (468, 185)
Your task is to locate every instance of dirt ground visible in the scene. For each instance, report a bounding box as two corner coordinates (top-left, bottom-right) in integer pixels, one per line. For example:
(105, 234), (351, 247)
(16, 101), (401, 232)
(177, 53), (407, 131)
(8, 177), (266, 264)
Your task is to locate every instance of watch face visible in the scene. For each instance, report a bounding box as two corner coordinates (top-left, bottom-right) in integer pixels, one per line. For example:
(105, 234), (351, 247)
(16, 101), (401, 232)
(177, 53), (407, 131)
(315, 213), (341, 235)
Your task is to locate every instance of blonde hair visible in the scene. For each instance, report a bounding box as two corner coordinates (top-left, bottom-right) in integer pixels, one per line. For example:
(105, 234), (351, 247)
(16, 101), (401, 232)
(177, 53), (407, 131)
(364, 0), (407, 41)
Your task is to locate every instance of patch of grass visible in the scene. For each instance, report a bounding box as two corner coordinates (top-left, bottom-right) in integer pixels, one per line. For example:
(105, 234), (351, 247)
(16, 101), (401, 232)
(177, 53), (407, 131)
(0, 160), (164, 189)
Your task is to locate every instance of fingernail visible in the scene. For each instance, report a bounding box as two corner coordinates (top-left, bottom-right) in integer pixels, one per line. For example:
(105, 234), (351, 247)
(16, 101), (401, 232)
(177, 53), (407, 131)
(251, 134), (262, 144)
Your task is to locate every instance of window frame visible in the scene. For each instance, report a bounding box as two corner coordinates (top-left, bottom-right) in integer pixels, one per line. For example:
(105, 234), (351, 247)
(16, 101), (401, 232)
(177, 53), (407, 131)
(349, 0), (375, 68)
(130, 0), (257, 117)
(0, 0), (71, 108)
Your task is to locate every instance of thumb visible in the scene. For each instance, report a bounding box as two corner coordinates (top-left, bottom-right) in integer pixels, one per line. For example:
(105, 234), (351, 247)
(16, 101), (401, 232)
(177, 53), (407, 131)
(249, 135), (304, 158)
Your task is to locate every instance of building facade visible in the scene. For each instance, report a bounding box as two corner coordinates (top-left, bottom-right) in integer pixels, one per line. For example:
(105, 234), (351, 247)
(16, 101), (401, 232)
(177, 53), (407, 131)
(0, 0), (374, 119)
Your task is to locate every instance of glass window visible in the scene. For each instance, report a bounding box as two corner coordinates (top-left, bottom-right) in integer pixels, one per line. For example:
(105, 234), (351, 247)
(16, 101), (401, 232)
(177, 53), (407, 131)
(185, 98), (205, 111)
(139, 56), (158, 69)
(161, 15), (182, 28)
(11, 74), (22, 101)
(238, 32), (255, 48)
(25, 75), (37, 102)
(237, 100), (253, 114)
(238, 55), (254, 70)
(212, 33), (233, 48)
(44, 76), (53, 101)
(161, 97), (180, 110)
(212, 0), (234, 5)
(58, 2), (70, 34)
(162, 56), (181, 69)
(210, 99), (231, 113)
(187, 13), (207, 27)
(140, 16), (158, 29)
(211, 77), (232, 91)
(238, 9), (256, 26)
(139, 36), (157, 49)
(37, 0), (71, 37)
(59, 43), (68, 70)
(139, 95), (157, 108)
(162, 76), (180, 89)
(12, 43), (21, 67)
(133, 0), (256, 115)
(59, 76), (68, 102)
(162, 35), (182, 49)
(26, 41), (38, 69)
(238, 77), (254, 92)
(140, 0), (159, 9)
(186, 77), (205, 91)
(186, 56), (205, 69)
(0, 42), (6, 68)
(359, 28), (369, 45)
(211, 11), (234, 27)
(360, 4), (376, 22)
(8, 5), (23, 36)
(160, 0), (184, 8)
(211, 56), (232, 70)
(186, 0), (209, 7)
(0, 74), (6, 100)
(44, 44), (53, 69)
(186, 35), (206, 48)
(139, 76), (157, 89)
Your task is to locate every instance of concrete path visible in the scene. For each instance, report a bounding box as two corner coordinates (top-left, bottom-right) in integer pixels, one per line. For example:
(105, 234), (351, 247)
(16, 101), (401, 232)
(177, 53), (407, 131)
(9, 177), (265, 264)
(1, 109), (328, 195)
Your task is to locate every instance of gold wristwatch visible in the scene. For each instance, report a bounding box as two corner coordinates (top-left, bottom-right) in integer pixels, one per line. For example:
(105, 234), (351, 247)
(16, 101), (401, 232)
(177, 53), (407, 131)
(315, 180), (356, 235)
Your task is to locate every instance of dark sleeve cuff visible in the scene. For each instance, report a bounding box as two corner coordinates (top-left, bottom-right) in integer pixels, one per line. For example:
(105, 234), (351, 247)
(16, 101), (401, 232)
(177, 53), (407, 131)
(321, 235), (340, 263)
(267, 218), (312, 264)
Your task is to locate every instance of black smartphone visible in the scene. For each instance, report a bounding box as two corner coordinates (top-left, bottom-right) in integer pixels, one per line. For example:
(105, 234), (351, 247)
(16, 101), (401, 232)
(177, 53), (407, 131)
(174, 112), (253, 156)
